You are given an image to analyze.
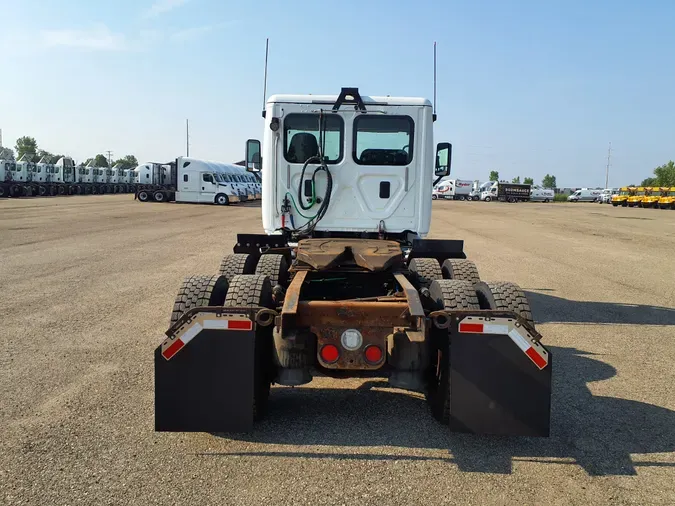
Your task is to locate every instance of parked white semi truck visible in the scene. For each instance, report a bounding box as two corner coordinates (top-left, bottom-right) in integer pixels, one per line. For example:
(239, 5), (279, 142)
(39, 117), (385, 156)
(135, 157), (247, 204)
(1, 155), (138, 197)
(154, 87), (552, 437)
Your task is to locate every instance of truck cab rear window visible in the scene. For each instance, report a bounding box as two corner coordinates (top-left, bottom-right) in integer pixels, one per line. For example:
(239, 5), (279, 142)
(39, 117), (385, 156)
(353, 116), (414, 166)
(284, 114), (343, 164)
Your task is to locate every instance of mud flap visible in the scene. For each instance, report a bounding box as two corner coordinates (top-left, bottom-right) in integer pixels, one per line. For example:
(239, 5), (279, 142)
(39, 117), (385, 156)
(155, 327), (256, 432)
(449, 326), (552, 437)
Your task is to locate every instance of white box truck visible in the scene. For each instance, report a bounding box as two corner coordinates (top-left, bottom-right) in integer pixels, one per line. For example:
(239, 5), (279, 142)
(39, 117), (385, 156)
(436, 179), (473, 200)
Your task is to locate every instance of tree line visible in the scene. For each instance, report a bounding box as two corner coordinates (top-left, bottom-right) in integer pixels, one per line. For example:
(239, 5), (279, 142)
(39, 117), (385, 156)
(0, 136), (138, 170)
(488, 171), (557, 189)
(639, 161), (675, 187)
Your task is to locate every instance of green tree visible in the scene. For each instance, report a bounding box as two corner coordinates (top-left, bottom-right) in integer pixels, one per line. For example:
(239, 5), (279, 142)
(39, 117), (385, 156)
(0, 146), (14, 160)
(512, 176), (521, 183)
(523, 177), (534, 185)
(113, 154), (138, 169)
(489, 170), (499, 181)
(653, 160), (675, 187)
(93, 154), (109, 167)
(15, 136), (38, 160)
(640, 177), (656, 187)
(542, 174), (557, 189)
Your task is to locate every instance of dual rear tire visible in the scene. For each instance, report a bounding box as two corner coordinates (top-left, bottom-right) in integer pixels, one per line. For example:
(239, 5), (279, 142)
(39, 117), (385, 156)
(425, 279), (535, 424)
(170, 272), (276, 421)
(408, 257), (481, 288)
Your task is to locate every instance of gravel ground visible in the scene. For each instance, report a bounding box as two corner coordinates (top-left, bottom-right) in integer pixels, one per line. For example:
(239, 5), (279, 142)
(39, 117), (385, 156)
(1, 195), (674, 506)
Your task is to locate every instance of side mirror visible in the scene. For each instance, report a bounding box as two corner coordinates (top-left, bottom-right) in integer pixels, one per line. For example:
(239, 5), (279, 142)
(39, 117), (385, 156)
(435, 142), (451, 177)
(246, 139), (261, 172)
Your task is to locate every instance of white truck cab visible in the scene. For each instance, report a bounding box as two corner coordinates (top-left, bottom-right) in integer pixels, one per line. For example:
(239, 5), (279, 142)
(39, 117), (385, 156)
(598, 188), (619, 203)
(249, 89), (444, 238)
(174, 157), (241, 204)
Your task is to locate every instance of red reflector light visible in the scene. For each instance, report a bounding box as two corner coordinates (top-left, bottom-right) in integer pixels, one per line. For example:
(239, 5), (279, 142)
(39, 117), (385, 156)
(320, 344), (339, 363)
(364, 345), (383, 364)
(459, 323), (483, 333)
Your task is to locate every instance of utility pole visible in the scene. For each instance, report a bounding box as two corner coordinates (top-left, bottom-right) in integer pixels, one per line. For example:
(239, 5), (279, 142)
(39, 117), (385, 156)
(186, 119), (190, 157)
(105, 150), (113, 167)
(605, 142), (611, 188)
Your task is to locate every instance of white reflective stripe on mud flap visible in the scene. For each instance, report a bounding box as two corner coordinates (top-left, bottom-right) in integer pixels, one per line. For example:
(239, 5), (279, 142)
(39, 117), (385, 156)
(483, 323), (510, 335)
(203, 320), (229, 330)
(508, 328), (531, 353)
(180, 322), (203, 345)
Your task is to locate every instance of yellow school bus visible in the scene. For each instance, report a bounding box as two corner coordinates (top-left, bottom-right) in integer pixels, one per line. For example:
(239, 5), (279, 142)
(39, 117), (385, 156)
(658, 187), (675, 209)
(611, 187), (635, 207)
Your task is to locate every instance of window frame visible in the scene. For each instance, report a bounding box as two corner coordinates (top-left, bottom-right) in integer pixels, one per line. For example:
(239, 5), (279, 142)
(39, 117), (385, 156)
(283, 113), (345, 165)
(352, 115), (415, 166)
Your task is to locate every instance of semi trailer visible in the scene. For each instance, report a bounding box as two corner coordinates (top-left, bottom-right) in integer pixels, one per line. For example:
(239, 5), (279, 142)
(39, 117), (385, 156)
(154, 87), (552, 437)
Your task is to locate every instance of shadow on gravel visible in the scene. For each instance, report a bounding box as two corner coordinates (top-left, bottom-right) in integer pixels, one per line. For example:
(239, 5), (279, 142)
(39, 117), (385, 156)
(525, 291), (675, 325)
(208, 346), (675, 476)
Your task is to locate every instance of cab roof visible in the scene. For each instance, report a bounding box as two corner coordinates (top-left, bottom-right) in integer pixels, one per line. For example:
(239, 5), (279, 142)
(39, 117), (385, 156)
(267, 94), (432, 107)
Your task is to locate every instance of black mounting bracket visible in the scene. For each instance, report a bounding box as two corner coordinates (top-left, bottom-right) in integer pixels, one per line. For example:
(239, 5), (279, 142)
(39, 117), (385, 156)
(332, 87), (367, 112)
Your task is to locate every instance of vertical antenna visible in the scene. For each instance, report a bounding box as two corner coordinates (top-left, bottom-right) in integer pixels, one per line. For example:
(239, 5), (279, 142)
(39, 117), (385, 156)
(262, 38), (269, 118)
(605, 142), (611, 188)
(186, 119), (190, 157)
(433, 41), (437, 122)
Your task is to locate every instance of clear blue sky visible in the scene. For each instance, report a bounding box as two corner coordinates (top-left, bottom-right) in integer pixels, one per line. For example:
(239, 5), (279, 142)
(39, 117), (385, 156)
(1, 0), (673, 187)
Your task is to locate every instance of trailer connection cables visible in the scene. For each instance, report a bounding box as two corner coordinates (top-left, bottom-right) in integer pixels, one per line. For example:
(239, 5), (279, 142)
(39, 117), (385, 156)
(282, 112), (333, 238)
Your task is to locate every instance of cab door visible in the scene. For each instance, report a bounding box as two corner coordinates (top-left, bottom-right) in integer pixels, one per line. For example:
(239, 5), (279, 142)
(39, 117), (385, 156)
(199, 172), (217, 203)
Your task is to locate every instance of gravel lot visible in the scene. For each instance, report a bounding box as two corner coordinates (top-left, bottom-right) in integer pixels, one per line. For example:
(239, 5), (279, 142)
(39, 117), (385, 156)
(1, 195), (674, 506)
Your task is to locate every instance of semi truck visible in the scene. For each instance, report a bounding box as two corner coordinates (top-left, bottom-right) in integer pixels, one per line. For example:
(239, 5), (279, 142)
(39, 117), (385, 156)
(468, 180), (489, 201)
(135, 157), (248, 204)
(1, 154), (139, 197)
(481, 182), (532, 202)
(154, 87), (552, 437)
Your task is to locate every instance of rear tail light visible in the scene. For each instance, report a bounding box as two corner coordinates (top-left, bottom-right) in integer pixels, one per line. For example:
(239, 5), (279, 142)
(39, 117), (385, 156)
(320, 344), (339, 364)
(364, 345), (383, 364)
